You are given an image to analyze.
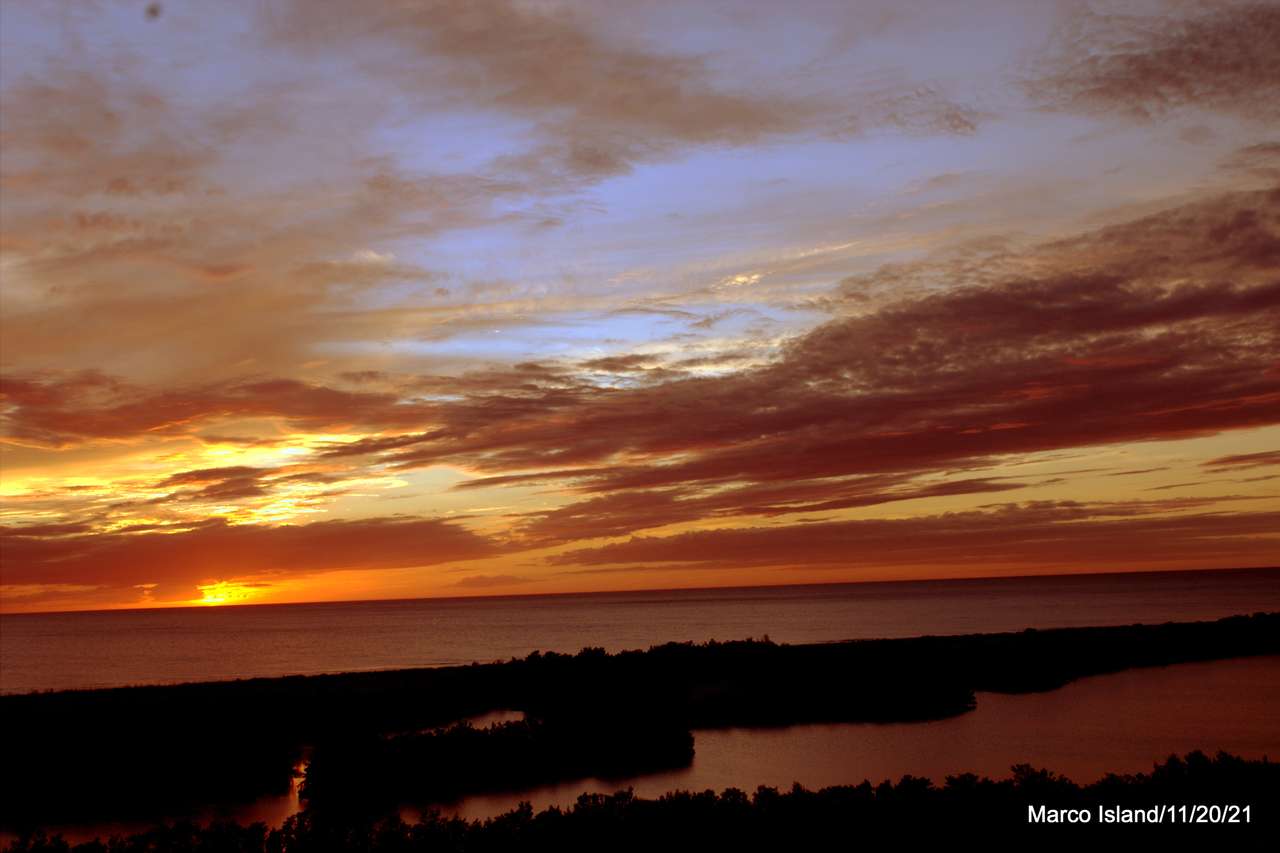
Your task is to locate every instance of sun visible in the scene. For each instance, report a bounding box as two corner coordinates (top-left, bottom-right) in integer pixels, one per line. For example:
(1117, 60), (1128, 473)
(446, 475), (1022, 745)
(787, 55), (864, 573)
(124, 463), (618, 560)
(193, 581), (259, 606)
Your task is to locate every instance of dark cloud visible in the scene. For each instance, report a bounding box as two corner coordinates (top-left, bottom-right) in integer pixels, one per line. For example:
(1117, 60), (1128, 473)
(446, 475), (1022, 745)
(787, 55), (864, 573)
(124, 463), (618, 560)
(0, 64), (527, 382)
(349, 188), (1280, 531)
(10, 187), (1274, 550)
(182, 477), (271, 502)
(142, 464), (361, 508)
(266, 0), (980, 187)
(267, 0), (809, 184)
(513, 476), (1029, 546)
(1032, 3), (1280, 119)
(0, 516), (498, 592)
(579, 354), (661, 373)
(6, 1), (1277, 611)
(1221, 141), (1280, 182)
(0, 374), (434, 448)
(0, 522), (95, 538)
(550, 502), (1280, 571)
(159, 466), (266, 487)
(1203, 449), (1280, 471)
(193, 188), (1276, 546)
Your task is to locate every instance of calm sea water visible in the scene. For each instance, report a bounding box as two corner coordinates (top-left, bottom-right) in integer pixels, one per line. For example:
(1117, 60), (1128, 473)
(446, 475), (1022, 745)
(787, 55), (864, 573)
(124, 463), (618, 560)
(2, 568), (1277, 694)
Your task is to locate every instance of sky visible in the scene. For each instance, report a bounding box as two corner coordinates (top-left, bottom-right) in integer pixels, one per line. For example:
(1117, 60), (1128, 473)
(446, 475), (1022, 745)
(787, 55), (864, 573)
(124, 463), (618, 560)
(0, 0), (1277, 613)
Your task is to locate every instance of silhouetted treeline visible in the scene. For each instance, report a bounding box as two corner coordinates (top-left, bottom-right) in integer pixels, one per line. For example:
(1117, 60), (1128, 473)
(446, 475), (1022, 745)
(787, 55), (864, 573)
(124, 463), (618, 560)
(5, 752), (1275, 851)
(2, 613), (1275, 827)
(301, 715), (693, 812)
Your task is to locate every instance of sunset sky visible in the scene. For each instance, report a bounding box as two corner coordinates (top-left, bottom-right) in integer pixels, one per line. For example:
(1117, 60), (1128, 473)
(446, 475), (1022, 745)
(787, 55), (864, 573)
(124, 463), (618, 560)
(1, 0), (1278, 613)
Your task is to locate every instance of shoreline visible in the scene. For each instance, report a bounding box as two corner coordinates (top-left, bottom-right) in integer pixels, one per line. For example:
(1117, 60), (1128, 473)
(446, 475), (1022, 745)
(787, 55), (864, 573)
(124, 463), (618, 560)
(7, 566), (1277, 697)
(5, 604), (1278, 700)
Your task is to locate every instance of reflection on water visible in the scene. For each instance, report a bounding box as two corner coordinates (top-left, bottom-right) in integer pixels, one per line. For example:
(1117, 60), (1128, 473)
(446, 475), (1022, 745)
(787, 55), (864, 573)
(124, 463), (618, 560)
(212, 763), (304, 831)
(440, 655), (1280, 820)
(16, 764), (308, 847)
(20, 656), (1280, 842)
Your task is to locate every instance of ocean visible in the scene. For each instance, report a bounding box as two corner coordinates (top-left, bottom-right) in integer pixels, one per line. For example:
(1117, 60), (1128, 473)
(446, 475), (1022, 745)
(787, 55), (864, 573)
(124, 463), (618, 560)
(3, 567), (1277, 695)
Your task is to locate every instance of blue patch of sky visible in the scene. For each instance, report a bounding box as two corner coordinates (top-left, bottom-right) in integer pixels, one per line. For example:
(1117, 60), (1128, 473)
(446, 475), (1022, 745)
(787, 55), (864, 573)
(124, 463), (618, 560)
(373, 104), (538, 178)
(319, 305), (711, 362)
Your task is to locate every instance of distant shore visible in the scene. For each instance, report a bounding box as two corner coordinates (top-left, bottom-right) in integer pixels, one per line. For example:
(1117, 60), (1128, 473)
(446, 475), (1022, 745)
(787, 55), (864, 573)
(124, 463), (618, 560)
(2, 612), (1276, 830)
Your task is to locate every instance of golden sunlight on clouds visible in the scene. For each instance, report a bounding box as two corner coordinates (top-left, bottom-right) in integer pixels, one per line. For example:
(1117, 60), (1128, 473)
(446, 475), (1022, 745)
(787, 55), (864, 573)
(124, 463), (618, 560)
(2, 0), (1279, 612)
(193, 581), (262, 607)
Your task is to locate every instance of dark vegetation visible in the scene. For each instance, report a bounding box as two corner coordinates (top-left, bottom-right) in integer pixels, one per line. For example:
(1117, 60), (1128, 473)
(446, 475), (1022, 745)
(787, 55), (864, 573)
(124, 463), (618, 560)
(1, 613), (1276, 828)
(300, 715), (695, 812)
(5, 752), (1276, 851)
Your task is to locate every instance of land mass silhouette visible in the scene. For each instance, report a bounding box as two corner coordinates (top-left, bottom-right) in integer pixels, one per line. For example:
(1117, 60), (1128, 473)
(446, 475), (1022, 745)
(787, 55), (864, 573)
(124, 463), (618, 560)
(1, 613), (1276, 828)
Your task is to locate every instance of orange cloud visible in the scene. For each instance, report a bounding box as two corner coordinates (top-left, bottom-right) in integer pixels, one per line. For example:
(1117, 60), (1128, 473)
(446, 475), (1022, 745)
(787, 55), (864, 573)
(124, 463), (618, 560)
(0, 516), (498, 608)
(0, 374), (433, 448)
(293, 189), (1280, 531)
(3, 1), (1277, 612)
(551, 501), (1280, 573)
(7, 188), (1276, 555)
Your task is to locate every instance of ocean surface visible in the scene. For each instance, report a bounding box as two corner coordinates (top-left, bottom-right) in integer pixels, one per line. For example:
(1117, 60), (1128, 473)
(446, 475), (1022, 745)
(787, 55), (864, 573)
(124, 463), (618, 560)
(2, 567), (1278, 694)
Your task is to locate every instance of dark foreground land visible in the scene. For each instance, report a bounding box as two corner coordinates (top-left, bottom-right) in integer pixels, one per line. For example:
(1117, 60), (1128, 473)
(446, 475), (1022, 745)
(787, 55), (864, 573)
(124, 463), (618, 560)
(6, 752), (1277, 851)
(1, 613), (1277, 829)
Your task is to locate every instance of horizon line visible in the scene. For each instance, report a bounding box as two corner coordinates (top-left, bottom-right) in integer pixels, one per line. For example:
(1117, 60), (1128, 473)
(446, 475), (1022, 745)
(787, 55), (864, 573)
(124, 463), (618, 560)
(4, 564), (1277, 618)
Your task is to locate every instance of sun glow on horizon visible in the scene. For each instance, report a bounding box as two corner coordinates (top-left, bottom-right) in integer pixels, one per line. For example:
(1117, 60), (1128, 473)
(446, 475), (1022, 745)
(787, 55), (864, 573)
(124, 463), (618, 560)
(193, 581), (262, 607)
